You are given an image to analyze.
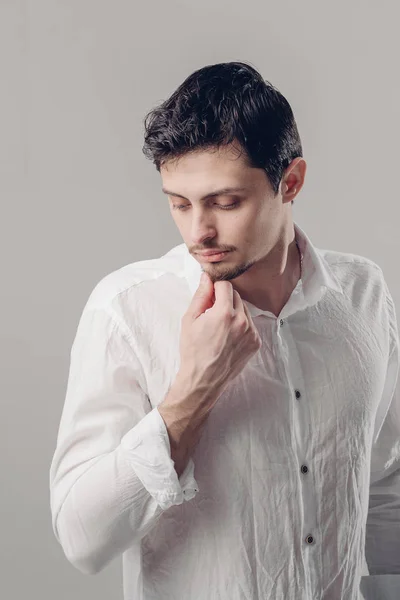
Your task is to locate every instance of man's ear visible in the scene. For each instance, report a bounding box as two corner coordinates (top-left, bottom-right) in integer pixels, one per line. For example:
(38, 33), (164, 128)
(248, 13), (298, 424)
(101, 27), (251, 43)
(281, 158), (307, 201)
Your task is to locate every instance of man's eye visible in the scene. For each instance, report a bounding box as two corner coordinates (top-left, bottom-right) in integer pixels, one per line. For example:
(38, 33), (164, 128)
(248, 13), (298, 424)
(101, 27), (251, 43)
(173, 202), (240, 211)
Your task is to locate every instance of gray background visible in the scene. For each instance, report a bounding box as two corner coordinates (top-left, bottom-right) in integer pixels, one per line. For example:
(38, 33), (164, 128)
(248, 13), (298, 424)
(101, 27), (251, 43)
(1, 1), (399, 599)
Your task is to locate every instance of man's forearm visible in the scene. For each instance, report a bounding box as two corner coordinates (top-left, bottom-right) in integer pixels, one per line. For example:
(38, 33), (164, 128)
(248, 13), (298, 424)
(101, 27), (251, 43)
(158, 371), (221, 477)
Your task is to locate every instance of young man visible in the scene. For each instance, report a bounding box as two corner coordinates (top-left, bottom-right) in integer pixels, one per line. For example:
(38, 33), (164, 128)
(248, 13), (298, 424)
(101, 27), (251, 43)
(49, 61), (400, 599)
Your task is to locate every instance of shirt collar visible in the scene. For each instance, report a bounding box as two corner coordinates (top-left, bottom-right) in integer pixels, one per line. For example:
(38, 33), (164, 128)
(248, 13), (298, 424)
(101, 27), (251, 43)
(183, 221), (343, 319)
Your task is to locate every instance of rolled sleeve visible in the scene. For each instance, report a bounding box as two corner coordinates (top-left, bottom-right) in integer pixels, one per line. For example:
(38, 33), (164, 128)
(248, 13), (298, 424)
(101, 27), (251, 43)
(49, 304), (199, 574)
(120, 406), (199, 510)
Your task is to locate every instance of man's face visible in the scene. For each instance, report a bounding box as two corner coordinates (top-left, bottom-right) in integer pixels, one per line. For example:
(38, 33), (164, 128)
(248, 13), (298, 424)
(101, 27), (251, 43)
(160, 141), (288, 284)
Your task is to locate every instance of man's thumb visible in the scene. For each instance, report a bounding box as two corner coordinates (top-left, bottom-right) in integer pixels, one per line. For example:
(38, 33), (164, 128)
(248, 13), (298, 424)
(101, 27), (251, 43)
(189, 272), (214, 318)
(200, 272), (209, 286)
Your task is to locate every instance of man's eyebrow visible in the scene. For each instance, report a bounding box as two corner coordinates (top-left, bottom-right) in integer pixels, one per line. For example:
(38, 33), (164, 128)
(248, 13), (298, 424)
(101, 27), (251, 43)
(161, 186), (248, 201)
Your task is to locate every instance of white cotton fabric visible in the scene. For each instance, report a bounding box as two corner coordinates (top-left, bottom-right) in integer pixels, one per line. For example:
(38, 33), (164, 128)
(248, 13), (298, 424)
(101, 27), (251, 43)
(49, 221), (400, 600)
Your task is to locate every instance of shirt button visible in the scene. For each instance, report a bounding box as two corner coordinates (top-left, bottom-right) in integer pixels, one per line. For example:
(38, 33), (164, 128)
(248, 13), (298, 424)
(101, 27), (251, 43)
(280, 319), (284, 326)
(300, 465), (308, 474)
(295, 390), (301, 399)
(305, 534), (314, 544)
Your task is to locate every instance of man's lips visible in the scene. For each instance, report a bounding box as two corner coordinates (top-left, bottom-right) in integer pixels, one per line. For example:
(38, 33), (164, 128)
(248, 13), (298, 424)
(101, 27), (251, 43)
(196, 251), (231, 262)
(197, 250), (228, 256)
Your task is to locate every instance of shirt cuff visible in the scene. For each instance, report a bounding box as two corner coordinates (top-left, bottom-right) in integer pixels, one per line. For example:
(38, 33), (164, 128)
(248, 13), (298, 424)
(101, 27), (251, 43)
(120, 407), (199, 510)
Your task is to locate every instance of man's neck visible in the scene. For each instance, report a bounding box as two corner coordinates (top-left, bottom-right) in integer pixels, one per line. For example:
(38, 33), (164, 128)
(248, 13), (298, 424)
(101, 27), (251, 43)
(232, 236), (301, 318)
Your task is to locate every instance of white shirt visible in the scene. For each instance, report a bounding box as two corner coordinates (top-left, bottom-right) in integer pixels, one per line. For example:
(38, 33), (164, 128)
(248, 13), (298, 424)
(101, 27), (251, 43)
(49, 221), (400, 600)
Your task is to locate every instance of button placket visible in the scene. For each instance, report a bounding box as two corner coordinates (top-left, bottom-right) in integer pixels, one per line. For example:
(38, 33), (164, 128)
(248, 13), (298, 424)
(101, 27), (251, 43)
(277, 315), (317, 552)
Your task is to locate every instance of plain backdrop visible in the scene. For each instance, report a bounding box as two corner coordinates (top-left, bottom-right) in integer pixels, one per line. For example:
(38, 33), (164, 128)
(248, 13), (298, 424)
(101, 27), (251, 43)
(1, 1), (400, 599)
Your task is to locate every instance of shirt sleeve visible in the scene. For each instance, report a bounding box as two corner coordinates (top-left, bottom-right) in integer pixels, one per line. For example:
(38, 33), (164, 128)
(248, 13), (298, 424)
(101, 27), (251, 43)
(49, 305), (199, 576)
(365, 284), (400, 575)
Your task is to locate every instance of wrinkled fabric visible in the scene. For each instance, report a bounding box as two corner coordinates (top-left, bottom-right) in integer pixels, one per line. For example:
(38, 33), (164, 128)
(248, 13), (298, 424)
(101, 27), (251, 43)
(49, 221), (400, 599)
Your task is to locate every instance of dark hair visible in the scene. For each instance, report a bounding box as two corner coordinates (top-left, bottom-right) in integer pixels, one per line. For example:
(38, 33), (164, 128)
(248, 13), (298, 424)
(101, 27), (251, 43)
(142, 61), (303, 202)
